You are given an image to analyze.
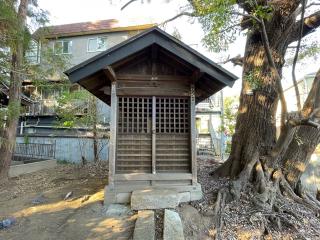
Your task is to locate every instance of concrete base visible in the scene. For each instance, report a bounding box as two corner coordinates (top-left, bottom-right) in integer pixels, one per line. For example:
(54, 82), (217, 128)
(104, 183), (202, 206)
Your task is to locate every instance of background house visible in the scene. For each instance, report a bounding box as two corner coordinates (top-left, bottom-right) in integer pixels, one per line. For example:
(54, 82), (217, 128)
(195, 92), (225, 159)
(14, 19), (226, 163)
(16, 20), (154, 163)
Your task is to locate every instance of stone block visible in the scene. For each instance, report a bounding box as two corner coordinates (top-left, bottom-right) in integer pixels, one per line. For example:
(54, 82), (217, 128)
(163, 209), (184, 240)
(133, 210), (155, 240)
(106, 204), (132, 217)
(131, 189), (179, 210)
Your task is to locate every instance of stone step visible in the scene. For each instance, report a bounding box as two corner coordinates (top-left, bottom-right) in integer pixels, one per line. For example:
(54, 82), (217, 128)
(105, 204), (132, 217)
(163, 209), (185, 240)
(133, 210), (155, 240)
(131, 189), (180, 210)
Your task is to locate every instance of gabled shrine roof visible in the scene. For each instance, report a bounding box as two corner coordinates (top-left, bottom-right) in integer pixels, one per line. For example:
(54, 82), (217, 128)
(64, 27), (238, 104)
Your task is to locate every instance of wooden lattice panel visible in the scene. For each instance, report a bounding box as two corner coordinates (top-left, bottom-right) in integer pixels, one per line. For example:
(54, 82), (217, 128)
(156, 97), (189, 133)
(155, 97), (191, 173)
(116, 96), (190, 174)
(118, 97), (152, 134)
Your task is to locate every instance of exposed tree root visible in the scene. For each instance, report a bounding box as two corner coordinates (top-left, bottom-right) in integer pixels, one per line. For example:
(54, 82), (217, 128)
(211, 156), (320, 240)
(212, 188), (228, 239)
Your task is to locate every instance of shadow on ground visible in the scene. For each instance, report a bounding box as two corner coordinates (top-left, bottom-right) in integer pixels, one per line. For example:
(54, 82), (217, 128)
(0, 164), (137, 240)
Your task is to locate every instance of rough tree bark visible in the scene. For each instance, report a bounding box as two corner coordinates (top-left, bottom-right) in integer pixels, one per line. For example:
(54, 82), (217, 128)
(0, 0), (29, 181)
(214, 1), (320, 182)
(92, 98), (99, 162)
(209, 2), (320, 235)
(282, 69), (320, 190)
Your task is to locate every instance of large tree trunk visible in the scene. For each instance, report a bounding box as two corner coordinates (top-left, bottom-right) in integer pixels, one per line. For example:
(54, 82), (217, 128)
(282, 126), (320, 189)
(0, 0), (29, 181)
(281, 69), (320, 189)
(214, 2), (309, 179)
(215, 35), (286, 178)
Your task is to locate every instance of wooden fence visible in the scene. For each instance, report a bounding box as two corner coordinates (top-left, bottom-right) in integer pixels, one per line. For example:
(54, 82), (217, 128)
(14, 142), (56, 162)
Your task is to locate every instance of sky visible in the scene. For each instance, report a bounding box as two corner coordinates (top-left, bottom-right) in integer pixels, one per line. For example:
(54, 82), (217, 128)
(37, 0), (319, 97)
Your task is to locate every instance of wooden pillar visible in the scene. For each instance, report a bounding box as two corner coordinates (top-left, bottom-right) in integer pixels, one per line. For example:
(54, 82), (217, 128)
(190, 84), (197, 185)
(108, 81), (117, 189)
(152, 96), (156, 175)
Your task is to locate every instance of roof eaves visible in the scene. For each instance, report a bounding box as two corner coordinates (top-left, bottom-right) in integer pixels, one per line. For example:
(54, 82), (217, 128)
(65, 27), (238, 88)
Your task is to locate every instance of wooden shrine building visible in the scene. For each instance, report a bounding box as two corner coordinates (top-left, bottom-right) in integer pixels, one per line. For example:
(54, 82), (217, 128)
(65, 27), (238, 204)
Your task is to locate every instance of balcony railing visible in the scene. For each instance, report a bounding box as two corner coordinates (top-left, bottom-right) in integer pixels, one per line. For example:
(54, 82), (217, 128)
(196, 94), (222, 112)
(21, 99), (89, 116)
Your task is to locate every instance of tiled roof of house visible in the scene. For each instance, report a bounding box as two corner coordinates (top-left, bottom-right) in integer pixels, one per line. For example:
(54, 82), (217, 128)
(33, 19), (156, 39)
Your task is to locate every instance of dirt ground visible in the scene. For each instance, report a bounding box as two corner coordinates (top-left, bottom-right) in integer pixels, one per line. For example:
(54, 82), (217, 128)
(1, 159), (320, 240)
(0, 162), (137, 240)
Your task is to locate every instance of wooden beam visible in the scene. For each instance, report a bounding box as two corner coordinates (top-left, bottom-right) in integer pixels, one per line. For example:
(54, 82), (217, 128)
(190, 84), (197, 185)
(115, 173), (193, 181)
(103, 66), (117, 82)
(108, 81), (117, 189)
(191, 69), (204, 83)
(152, 96), (156, 175)
(159, 48), (194, 72)
(99, 86), (111, 95)
(117, 74), (191, 81)
(111, 49), (147, 70)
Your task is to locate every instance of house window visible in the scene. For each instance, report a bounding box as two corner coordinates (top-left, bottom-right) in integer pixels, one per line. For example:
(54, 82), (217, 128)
(26, 40), (40, 64)
(87, 37), (107, 52)
(54, 40), (72, 54)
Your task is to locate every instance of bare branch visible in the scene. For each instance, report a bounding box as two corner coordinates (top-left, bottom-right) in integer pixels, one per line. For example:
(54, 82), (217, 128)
(230, 11), (262, 24)
(287, 45), (307, 49)
(159, 12), (197, 26)
(291, 0), (306, 112)
(307, 2), (320, 9)
(219, 55), (244, 66)
(120, 0), (138, 11)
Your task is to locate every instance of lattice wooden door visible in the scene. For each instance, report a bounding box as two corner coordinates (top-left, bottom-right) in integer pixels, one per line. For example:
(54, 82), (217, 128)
(116, 96), (191, 174)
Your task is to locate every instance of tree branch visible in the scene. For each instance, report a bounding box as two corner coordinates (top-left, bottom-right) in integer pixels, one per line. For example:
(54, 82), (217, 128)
(302, 68), (320, 117)
(231, 11), (262, 24)
(288, 113), (320, 128)
(291, 0), (306, 112)
(120, 0), (138, 11)
(159, 12), (197, 26)
(219, 55), (244, 66)
(259, 15), (288, 129)
(289, 10), (320, 43)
